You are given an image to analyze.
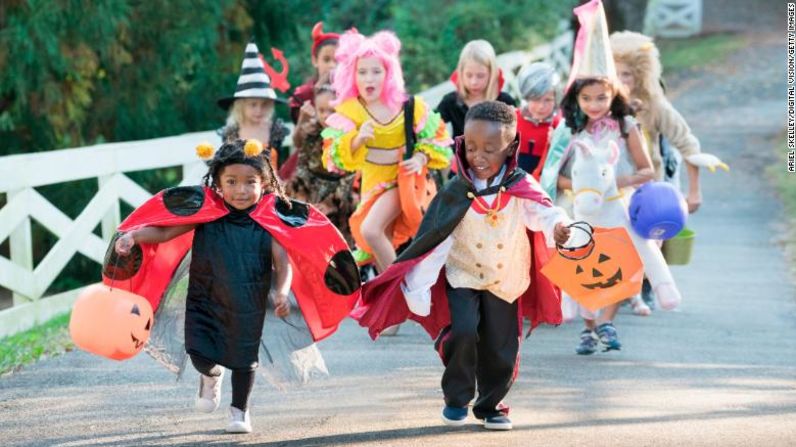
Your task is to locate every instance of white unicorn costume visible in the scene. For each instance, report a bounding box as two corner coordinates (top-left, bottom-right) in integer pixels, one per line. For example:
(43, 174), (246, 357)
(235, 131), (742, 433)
(561, 123), (683, 318)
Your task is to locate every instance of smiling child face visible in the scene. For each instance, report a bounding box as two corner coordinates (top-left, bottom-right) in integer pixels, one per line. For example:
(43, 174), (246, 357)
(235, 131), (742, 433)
(217, 163), (264, 210)
(463, 120), (516, 181)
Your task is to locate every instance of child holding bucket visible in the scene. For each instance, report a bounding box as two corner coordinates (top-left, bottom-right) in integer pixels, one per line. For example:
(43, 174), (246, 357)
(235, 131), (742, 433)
(611, 30), (728, 305)
(354, 101), (571, 430)
(110, 139), (359, 433)
(540, 0), (655, 353)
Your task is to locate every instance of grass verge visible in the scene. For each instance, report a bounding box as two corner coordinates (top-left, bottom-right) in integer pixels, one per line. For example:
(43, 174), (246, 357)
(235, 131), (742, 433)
(658, 32), (746, 72)
(0, 313), (74, 376)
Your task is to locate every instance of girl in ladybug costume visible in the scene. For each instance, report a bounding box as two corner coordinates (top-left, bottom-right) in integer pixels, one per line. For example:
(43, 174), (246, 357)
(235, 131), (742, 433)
(107, 138), (360, 433)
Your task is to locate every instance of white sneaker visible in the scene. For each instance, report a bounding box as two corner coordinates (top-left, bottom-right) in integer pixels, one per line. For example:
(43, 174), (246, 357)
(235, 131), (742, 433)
(195, 371), (223, 413)
(226, 406), (252, 433)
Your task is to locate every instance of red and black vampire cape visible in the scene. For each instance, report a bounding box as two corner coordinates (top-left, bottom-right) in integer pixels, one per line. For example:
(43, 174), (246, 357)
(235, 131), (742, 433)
(353, 135), (562, 341)
(101, 186), (360, 343)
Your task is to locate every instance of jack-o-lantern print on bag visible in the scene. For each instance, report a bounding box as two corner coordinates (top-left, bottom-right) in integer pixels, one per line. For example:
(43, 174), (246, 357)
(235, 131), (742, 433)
(541, 222), (643, 312)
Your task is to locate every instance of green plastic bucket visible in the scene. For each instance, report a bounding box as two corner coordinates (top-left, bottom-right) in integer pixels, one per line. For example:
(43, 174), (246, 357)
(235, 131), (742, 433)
(662, 227), (696, 265)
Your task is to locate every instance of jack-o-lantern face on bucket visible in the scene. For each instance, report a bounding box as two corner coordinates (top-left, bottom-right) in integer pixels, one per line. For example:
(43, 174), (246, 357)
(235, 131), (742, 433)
(116, 301), (153, 357)
(541, 226), (644, 313)
(577, 253), (623, 290)
(70, 284), (154, 361)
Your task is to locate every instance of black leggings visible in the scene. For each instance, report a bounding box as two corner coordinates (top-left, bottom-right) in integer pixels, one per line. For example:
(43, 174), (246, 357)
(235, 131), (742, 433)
(190, 354), (256, 411)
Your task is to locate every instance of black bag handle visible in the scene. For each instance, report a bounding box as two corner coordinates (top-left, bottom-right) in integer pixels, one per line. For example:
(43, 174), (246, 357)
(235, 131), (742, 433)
(403, 96), (416, 161)
(556, 221), (595, 260)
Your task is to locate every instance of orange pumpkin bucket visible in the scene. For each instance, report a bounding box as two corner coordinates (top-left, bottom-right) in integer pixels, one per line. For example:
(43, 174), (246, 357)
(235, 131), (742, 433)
(69, 284), (154, 360)
(541, 222), (643, 312)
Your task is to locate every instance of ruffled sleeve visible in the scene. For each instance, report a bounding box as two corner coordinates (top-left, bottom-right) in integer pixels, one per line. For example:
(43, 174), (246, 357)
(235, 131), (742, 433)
(321, 108), (366, 173)
(412, 96), (453, 170)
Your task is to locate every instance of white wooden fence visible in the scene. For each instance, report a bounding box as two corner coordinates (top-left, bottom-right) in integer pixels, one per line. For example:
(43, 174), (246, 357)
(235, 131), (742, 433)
(0, 133), (215, 338)
(644, 0), (703, 38)
(0, 26), (572, 340)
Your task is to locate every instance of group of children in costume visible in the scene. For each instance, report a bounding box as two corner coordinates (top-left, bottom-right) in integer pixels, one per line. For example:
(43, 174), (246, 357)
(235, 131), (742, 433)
(98, 0), (729, 435)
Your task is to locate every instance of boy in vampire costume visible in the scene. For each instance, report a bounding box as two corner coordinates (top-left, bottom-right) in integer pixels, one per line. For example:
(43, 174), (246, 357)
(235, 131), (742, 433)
(353, 102), (572, 430)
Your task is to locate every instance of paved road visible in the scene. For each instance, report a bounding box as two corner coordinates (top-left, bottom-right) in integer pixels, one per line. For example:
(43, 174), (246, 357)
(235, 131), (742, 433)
(2, 13), (794, 447)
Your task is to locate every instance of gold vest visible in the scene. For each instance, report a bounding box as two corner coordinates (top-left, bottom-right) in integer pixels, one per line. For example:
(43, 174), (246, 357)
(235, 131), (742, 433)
(445, 197), (531, 302)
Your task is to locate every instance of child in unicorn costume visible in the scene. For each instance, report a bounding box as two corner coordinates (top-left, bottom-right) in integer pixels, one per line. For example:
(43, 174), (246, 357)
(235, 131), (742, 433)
(539, 0), (681, 354)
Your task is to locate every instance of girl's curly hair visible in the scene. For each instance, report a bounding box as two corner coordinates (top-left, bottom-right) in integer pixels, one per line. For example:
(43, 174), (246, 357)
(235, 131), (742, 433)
(202, 139), (289, 204)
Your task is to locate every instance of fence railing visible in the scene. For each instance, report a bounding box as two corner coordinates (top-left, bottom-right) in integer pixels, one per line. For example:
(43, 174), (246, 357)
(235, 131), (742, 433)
(0, 26), (572, 339)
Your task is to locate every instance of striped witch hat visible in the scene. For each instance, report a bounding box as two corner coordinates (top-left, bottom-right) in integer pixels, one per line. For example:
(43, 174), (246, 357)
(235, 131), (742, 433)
(217, 40), (284, 109)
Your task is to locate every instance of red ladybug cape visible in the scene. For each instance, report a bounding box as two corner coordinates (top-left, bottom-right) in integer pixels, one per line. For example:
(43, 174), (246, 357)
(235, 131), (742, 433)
(353, 135), (562, 341)
(101, 186), (360, 342)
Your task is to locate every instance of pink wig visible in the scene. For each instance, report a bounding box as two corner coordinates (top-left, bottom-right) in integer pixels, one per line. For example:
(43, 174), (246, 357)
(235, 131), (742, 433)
(331, 30), (406, 112)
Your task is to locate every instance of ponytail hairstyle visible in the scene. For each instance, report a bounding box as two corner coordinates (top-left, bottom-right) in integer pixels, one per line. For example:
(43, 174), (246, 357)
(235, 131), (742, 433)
(200, 139), (290, 205)
(331, 29), (406, 111)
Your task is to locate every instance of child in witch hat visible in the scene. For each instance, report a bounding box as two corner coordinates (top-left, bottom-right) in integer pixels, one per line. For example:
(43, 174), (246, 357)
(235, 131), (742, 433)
(218, 40), (290, 169)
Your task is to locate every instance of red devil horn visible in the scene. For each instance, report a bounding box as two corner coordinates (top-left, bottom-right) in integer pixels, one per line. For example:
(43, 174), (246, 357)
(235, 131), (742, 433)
(312, 22), (324, 40)
(259, 47), (290, 93)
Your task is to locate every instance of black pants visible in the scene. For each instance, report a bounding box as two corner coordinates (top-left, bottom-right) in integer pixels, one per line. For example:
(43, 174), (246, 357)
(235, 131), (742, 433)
(441, 285), (520, 419)
(190, 354), (256, 411)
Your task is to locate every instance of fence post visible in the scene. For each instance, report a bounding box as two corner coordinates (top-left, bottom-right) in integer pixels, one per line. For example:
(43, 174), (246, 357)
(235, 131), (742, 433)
(98, 175), (120, 242)
(8, 188), (34, 306)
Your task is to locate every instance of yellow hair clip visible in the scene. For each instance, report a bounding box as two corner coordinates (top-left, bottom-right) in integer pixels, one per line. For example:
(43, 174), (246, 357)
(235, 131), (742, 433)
(244, 139), (264, 157)
(195, 142), (214, 160)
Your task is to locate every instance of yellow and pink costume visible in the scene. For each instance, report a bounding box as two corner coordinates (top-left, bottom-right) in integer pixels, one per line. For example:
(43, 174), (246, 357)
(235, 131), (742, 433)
(321, 96), (452, 257)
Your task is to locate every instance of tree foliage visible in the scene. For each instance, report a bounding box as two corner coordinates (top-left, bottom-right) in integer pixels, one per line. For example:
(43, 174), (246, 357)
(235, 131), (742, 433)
(0, 0), (574, 155)
(0, 0), (575, 296)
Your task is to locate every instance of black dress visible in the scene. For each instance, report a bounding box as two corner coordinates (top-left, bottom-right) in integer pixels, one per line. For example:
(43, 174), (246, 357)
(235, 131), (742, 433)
(436, 91), (517, 140)
(185, 204), (272, 370)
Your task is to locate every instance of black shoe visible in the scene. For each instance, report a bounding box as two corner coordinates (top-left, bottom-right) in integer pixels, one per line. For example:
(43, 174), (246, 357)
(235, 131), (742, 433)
(483, 415), (512, 430)
(641, 278), (655, 310)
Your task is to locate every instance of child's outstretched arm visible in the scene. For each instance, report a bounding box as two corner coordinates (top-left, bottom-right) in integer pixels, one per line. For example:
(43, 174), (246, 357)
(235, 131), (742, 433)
(271, 240), (293, 318)
(657, 99), (705, 212)
(523, 201), (573, 247)
(114, 224), (196, 256)
(616, 126), (655, 189)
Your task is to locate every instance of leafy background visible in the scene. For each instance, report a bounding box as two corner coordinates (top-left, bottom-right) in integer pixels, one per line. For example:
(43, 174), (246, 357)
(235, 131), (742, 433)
(0, 0), (577, 296)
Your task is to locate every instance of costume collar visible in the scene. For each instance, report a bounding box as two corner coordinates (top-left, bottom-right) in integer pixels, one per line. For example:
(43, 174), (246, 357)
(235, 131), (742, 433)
(469, 164), (507, 192)
(520, 108), (557, 125)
